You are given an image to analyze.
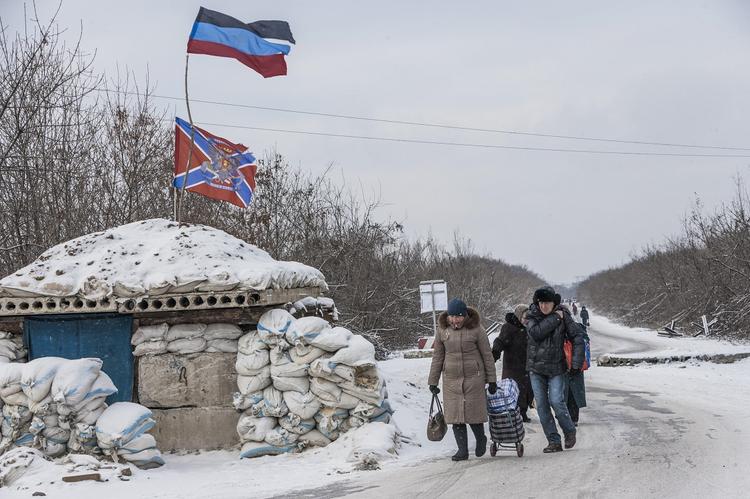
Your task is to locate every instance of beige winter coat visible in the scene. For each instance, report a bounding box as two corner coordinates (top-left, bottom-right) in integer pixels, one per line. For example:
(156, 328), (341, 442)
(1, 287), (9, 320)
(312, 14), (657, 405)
(428, 307), (497, 424)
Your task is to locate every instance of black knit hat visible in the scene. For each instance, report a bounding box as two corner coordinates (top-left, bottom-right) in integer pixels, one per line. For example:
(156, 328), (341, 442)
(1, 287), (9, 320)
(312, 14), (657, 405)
(447, 298), (468, 316)
(533, 286), (556, 304)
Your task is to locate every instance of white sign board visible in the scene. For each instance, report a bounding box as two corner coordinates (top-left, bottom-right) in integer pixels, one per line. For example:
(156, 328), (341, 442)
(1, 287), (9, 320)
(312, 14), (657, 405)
(420, 281), (448, 313)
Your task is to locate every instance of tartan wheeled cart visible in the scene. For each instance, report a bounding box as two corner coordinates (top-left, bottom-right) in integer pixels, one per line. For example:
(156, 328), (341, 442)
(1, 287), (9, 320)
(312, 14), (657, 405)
(488, 406), (525, 457)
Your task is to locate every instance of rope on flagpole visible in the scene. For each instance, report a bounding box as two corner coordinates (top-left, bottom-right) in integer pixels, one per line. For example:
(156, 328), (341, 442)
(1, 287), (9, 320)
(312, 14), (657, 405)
(177, 53), (197, 224)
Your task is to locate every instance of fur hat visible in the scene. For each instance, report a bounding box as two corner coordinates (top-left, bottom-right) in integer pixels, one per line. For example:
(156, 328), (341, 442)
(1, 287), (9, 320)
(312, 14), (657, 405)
(514, 304), (529, 321)
(532, 286), (556, 304)
(447, 298), (468, 316)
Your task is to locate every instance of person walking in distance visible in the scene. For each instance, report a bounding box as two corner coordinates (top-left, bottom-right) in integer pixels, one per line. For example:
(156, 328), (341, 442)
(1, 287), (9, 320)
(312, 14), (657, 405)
(429, 298), (497, 461)
(525, 287), (585, 453)
(580, 305), (590, 327)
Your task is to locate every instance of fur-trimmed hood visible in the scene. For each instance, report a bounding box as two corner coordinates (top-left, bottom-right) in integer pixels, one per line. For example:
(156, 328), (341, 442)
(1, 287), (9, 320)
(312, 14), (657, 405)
(438, 306), (481, 330)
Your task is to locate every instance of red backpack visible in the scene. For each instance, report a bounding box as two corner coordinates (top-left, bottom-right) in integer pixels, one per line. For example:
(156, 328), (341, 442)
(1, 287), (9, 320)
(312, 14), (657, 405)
(564, 340), (590, 371)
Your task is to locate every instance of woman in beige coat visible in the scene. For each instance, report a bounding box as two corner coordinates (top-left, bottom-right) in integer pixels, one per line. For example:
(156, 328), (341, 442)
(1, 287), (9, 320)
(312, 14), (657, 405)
(429, 298), (497, 461)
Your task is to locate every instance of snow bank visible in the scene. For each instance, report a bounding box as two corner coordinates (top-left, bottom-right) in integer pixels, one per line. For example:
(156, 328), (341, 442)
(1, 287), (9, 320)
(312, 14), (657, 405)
(0, 218), (327, 299)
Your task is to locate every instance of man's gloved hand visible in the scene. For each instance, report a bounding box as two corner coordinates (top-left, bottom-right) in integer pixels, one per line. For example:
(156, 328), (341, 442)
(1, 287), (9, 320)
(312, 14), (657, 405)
(429, 385), (440, 395)
(568, 368), (582, 375)
(487, 382), (497, 394)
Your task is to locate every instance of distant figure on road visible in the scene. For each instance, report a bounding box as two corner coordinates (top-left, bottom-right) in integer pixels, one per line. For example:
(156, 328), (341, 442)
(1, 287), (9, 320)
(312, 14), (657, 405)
(492, 304), (534, 422)
(429, 298), (497, 461)
(525, 286), (585, 453)
(572, 302), (579, 316)
(580, 306), (590, 326)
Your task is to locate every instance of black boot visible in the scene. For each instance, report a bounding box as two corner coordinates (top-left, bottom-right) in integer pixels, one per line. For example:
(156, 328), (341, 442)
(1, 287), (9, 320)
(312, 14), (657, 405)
(470, 424), (487, 457)
(451, 424), (469, 461)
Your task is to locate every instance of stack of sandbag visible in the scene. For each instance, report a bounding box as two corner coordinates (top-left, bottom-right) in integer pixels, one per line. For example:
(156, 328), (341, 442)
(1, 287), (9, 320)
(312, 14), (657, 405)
(95, 402), (163, 469)
(234, 309), (394, 459)
(287, 296), (339, 322)
(0, 332), (26, 364)
(131, 323), (242, 356)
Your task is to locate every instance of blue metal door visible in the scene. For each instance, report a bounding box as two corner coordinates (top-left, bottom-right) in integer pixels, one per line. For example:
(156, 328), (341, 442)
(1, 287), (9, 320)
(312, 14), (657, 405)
(25, 313), (134, 403)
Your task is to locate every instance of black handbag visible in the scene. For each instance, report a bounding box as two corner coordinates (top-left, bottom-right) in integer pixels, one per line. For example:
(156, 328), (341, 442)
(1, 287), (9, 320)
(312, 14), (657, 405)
(427, 393), (448, 441)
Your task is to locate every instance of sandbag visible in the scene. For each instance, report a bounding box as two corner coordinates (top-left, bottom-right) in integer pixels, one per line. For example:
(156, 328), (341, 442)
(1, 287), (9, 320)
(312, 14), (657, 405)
(204, 323), (243, 341)
(206, 339), (238, 353)
(309, 358), (345, 383)
(283, 391), (320, 420)
(130, 324), (168, 346)
(286, 316), (330, 346)
(257, 309), (295, 346)
(76, 404), (106, 426)
(268, 345), (293, 366)
(328, 334), (376, 367)
(232, 391), (264, 412)
(240, 440), (296, 459)
(235, 350), (271, 376)
(165, 323), (207, 342)
(41, 426), (70, 444)
(121, 448), (165, 468)
(2, 390), (29, 407)
(50, 358), (103, 406)
(278, 413), (315, 435)
(0, 340), (18, 360)
(236, 415), (277, 443)
(270, 361), (308, 378)
(271, 375), (309, 394)
(237, 331), (268, 355)
(95, 402), (155, 449)
(20, 357), (67, 402)
(310, 377), (343, 405)
(27, 394), (51, 412)
(314, 407), (348, 434)
(289, 344), (326, 365)
(167, 337), (207, 354)
(297, 429), (331, 448)
(81, 372), (118, 402)
(116, 433), (156, 454)
(237, 367), (271, 395)
(251, 386), (288, 418)
(0, 363), (24, 394)
(133, 340), (168, 356)
(264, 427), (299, 447)
(309, 327), (352, 352)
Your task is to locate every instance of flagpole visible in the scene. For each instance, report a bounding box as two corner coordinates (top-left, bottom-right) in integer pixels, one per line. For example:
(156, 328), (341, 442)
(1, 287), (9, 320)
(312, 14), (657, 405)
(177, 53), (197, 224)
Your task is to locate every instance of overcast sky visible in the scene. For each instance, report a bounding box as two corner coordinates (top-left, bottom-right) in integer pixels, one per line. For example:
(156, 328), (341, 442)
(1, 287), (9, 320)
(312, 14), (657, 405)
(3, 1), (750, 284)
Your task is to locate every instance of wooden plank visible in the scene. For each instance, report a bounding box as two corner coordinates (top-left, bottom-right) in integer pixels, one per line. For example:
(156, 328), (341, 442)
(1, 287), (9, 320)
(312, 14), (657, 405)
(62, 473), (101, 483)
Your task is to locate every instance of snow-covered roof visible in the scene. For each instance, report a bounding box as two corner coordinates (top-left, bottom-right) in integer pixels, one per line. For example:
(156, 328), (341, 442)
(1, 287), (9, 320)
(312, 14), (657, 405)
(0, 219), (327, 300)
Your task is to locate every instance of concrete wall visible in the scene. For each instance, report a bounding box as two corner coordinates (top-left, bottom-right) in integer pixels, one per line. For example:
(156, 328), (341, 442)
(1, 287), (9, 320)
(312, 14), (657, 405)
(150, 407), (240, 451)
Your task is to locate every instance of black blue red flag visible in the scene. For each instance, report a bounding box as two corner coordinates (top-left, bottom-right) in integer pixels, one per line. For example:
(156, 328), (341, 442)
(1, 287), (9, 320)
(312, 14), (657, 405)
(173, 117), (257, 208)
(187, 7), (295, 78)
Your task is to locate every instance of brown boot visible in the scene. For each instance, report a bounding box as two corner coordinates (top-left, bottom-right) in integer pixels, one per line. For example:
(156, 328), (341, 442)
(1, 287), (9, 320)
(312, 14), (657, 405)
(564, 432), (576, 449)
(543, 443), (563, 453)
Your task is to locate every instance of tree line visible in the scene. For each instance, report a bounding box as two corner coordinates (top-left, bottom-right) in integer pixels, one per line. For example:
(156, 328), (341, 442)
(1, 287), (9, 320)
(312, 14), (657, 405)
(0, 12), (545, 353)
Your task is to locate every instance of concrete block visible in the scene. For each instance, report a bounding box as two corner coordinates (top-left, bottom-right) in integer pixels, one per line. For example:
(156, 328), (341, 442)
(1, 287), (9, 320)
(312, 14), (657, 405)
(151, 406), (240, 451)
(138, 353), (236, 408)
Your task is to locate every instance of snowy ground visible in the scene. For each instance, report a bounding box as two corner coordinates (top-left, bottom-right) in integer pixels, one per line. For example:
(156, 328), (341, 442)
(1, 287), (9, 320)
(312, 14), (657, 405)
(4, 311), (750, 498)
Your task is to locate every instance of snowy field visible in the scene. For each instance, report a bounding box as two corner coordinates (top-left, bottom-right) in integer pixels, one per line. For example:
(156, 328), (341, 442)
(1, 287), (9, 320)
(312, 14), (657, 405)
(3, 312), (750, 498)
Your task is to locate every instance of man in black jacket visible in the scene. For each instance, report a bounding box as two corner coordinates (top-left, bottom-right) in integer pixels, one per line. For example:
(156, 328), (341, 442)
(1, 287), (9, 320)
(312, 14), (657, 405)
(526, 286), (585, 453)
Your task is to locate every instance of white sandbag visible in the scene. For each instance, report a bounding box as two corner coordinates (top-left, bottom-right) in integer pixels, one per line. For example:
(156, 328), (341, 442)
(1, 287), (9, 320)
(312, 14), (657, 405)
(232, 391), (264, 411)
(42, 426), (70, 444)
(271, 375), (309, 394)
(286, 316), (330, 346)
(133, 340), (168, 356)
(278, 413), (315, 435)
(297, 429), (331, 448)
(0, 339), (17, 360)
(95, 402), (155, 449)
(350, 399), (392, 421)
(340, 378), (385, 406)
(235, 350), (270, 376)
(0, 363), (24, 394)
(20, 357), (68, 402)
(165, 323), (207, 342)
(167, 337), (207, 354)
(370, 412), (392, 424)
(264, 427), (299, 447)
(240, 440), (296, 459)
(50, 358), (103, 406)
(204, 323), (243, 341)
(328, 334), (376, 367)
(268, 345), (292, 366)
(206, 339), (238, 353)
(2, 390), (29, 407)
(0, 332), (12, 340)
(41, 439), (67, 457)
(237, 367), (271, 394)
(283, 391), (321, 420)
(76, 404), (106, 425)
(27, 394), (52, 412)
(309, 327), (352, 352)
(314, 407), (349, 434)
(81, 372), (118, 402)
(130, 324), (168, 346)
(310, 377), (343, 405)
(251, 386), (288, 418)
(257, 309), (295, 346)
(236, 415), (277, 443)
(289, 344), (326, 365)
(270, 361), (308, 378)
(121, 447), (165, 468)
(237, 331), (268, 355)
(309, 358), (345, 383)
(116, 433), (156, 454)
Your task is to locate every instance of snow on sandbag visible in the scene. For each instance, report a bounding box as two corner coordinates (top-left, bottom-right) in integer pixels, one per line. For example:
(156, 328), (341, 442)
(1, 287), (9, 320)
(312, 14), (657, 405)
(167, 337), (207, 354)
(50, 358), (103, 406)
(130, 324), (168, 346)
(165, 323), (206, 342)
(238, 331), (267, 355)
(350, 399), (393, 421)
(257, 309), (295, 346)
(250, 386), (288, 418)
(264, 426), (299, 447)
(328, 334), (376, 368)
(298, 429), (331, 448)
(20, 357), (68, 402)
(283, 391), (320, 420)
(309, 326), (352, 352)
(289, 344), (326, 365)
(314, 406), (348, 435)
(237, 367), (271, 395)
(369, 412), (392, 424)
(232, 391), (264, 411)
(204, 323), (243, 341)
(310, 377), (342, 405)
(133, 340), (168, 356)
(115, 433), (156, 455)
(205, 339), (238, 353)
(285, 316), (330, 346)
(121, 447), (165, 469)
(240, 440), (297, 459)
(271, 375), (309, 394)
(278, 413), (315, 435)
(237, 415), (276, 443)
(347, 422), (398, 466)
(236, 350), (270, 376)
(95, 402), (155, 449)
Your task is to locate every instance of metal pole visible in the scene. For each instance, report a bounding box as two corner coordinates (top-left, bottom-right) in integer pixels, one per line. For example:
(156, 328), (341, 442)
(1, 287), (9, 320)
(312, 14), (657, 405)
(177, 53), (197, 224)
(431, 282), (437, 336)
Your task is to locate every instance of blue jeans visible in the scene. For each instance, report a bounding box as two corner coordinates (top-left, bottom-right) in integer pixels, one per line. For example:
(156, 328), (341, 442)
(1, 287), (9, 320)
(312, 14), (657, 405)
(530, 372), (576, 445)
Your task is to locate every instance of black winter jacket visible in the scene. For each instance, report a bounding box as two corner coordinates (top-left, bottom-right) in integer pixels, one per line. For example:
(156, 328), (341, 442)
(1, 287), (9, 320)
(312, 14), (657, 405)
(492, 313), (528, 378)
(526, 304), (585, 377)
